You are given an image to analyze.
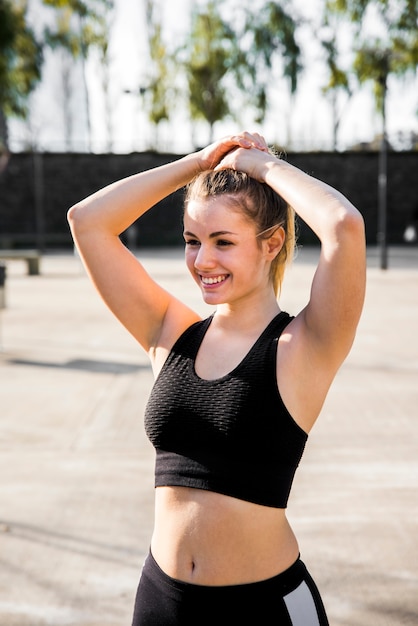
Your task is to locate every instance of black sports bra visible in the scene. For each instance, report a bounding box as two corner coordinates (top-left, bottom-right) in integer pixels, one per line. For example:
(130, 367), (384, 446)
(144, 312), (308, 508)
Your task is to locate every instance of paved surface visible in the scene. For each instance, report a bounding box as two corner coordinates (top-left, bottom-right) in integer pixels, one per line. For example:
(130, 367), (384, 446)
(0, 246), (417, 626)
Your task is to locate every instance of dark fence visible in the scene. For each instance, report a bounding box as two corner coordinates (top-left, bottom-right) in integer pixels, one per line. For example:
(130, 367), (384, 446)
(0, 150), (417, 249)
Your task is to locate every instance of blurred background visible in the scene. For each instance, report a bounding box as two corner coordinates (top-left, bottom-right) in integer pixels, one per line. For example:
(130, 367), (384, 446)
(0, 0), (418, 256)
(0, 0), (417, 252)
(2, 0), (417, 154)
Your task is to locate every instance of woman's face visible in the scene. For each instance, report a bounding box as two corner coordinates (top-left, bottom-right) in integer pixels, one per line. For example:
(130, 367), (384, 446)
(183, 197), (273, 307)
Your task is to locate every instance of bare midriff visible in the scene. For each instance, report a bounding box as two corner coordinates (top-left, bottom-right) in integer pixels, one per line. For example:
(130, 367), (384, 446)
(150, 485), (300, 586)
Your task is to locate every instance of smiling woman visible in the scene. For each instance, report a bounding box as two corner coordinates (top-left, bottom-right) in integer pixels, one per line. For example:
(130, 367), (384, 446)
(67, 131), (366, 625)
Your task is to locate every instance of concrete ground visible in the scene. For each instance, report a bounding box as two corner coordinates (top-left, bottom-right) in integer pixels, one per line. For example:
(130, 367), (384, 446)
(0, 246), (417, 626)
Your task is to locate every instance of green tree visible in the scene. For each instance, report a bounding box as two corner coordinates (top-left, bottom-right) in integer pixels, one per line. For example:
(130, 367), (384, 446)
(318, 17), (352, 150)
(143, 0), (175, 147)
(324, 0), (418, 127)
(324, 0), (418, 267)
(43, 0), (113, 151)
(0, 0), (42, 151)
(182, 0), (242, 144)
(96, 4), (115, 153)
(242, 1), (303, 143)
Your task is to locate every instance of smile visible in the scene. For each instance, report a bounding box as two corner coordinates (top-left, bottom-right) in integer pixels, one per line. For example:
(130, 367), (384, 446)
(200, 274), (229, 285)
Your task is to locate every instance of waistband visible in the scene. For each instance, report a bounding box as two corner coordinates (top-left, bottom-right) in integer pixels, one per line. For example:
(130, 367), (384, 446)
(145, 550), (307, 597)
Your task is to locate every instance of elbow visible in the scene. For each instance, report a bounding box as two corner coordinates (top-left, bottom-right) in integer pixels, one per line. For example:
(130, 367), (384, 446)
(345, 208), (366, 243)
(335, 205), (366, 246)
(321, 205), (366, 261)
(67, 202), (81, 226)
(67, 202), (89, 236)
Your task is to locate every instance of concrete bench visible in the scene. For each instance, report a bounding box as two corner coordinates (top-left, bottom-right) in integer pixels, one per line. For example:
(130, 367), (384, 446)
(0, 250), (41, 275)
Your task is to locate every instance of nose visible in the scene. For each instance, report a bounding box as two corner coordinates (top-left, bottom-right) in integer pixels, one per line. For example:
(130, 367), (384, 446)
(194, 243), (216, 271)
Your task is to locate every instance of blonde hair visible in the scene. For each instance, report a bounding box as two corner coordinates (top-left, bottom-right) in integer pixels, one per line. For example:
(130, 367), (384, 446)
(185, 169), (296, 295)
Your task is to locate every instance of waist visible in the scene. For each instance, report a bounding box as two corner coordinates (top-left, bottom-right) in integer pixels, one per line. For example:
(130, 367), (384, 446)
(151, 486), (299, 586)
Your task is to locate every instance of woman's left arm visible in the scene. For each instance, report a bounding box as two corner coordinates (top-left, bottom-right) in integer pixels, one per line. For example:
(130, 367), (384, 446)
(218, 145), (367, 370)
(265, 156), (366, 367)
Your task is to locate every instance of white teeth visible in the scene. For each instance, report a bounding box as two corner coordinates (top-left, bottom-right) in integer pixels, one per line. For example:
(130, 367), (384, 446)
(201, 275), (226, 285)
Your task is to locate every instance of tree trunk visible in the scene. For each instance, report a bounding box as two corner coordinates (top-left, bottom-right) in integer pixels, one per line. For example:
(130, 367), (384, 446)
(0, 108), (9, 152)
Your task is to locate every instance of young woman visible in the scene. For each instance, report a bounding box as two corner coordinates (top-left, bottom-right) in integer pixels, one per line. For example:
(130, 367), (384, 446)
(68, 132), (366, 625)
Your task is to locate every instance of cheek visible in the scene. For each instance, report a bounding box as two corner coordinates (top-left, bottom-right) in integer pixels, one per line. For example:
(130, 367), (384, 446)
(185, 248), (198, 274)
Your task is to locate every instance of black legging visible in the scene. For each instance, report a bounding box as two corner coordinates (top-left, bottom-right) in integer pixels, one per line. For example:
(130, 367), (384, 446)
(132, 551), (330, 625)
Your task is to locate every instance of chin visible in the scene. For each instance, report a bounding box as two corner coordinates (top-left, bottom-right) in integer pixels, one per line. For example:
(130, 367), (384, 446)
(200, 291), (225, 305)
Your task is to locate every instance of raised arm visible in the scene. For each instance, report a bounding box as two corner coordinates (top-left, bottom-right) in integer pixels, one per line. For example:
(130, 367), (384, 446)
(215, 139), (366, 427)
(67, 134), (267, 359)
(266, 157), (366, 360)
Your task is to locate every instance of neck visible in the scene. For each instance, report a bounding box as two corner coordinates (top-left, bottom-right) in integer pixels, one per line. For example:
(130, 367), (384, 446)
(214, 291), (281, 335)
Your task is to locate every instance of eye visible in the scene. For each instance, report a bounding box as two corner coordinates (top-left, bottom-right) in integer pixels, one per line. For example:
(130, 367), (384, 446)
(184, 238), (200, 247)
(216, 239), (233, 247)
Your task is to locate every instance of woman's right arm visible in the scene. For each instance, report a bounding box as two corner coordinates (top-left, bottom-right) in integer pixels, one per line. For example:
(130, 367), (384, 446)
(67, 135), (260, 358)
(67, 153), (202, 357)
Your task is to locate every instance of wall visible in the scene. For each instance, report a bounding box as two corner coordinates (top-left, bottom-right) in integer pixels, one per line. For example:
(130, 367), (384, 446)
(0, 150), (417, 249)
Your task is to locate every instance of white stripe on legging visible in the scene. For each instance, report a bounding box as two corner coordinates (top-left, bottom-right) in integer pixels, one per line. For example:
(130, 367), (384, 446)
(283, 581), (321, 626)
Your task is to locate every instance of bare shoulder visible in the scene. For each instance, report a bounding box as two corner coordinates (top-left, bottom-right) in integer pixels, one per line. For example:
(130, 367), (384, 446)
(149, 299), (202, 377)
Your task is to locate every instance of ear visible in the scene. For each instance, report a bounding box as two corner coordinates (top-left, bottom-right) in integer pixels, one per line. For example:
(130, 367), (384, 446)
(264, 226), (285, 260)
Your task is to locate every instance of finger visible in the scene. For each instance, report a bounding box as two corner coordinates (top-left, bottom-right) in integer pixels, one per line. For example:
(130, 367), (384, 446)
(250, 132), (269, 151)
(230, 134), (253, 148)
(213, 149), (239, 171)
(234, 131), (268, 152)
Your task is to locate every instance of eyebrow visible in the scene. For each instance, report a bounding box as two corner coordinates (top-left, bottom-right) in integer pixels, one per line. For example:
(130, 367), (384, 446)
(183, 230), (238, 238)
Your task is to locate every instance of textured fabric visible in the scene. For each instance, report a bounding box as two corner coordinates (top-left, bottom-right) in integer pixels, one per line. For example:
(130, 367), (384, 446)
(144, 312), (308, 508)
(131, 551), (330, 625)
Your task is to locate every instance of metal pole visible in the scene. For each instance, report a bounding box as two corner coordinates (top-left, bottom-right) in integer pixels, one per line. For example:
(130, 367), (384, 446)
(378, 135), (388, 270)
(377, 62), (388, 270)
(33, 151), (45, 252)
(0, 263), (6, 351)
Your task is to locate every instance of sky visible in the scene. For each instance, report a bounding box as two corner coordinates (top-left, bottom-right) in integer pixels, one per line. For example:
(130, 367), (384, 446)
(10, 0), (418, 154)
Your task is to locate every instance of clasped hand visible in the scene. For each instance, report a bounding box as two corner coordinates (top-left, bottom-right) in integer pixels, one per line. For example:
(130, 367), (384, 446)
(197, 131), (276, 182)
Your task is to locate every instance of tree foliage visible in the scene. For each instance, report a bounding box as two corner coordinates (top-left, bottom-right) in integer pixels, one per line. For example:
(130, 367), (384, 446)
(0, 0), (113, 150)
(181, 0), (242, 142)
(242, 1), (303, 124)
(325, 0), (418, 114)
(1, 0), (416, 153)
(0, 0), (42, 148)
(319, 9), (353, 149)
(144, 0), (172, 128)
(42, 0), (113, 149)
(43, 0), (112, 58)
(177, 0), (303, 141)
